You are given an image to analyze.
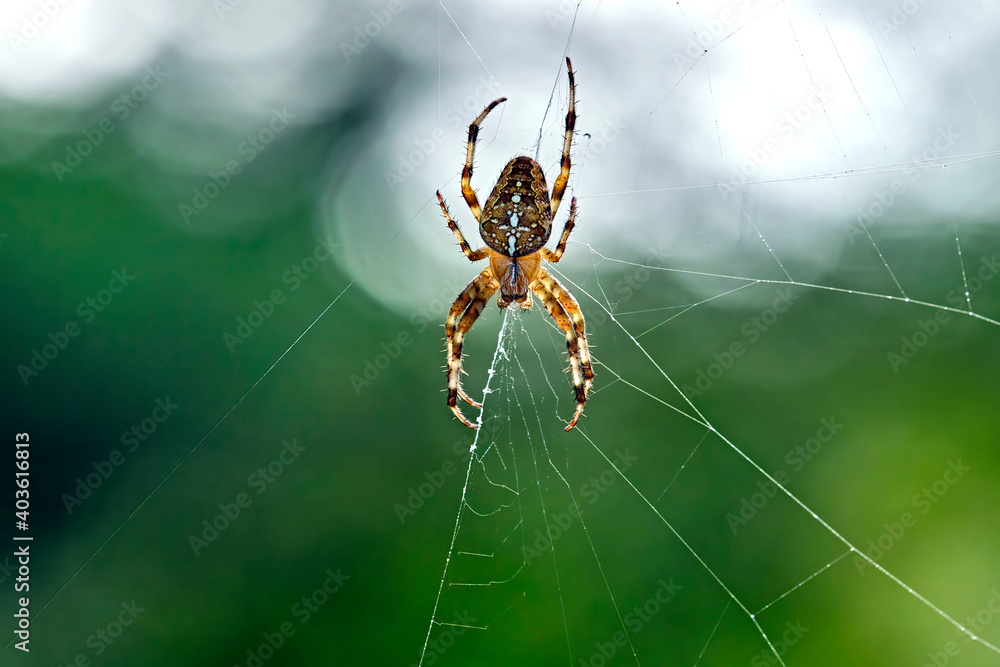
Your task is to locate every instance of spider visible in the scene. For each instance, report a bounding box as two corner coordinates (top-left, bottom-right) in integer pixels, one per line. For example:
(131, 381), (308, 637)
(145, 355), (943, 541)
(436, 57), (593, 431)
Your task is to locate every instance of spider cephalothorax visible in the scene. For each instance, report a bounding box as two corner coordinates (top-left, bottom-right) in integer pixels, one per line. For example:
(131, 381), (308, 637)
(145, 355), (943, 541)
(436, 57), (593, 430)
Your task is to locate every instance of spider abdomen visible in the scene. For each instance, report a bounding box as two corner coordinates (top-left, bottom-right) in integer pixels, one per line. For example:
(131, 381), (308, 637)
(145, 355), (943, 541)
(479, 156), (552, 257)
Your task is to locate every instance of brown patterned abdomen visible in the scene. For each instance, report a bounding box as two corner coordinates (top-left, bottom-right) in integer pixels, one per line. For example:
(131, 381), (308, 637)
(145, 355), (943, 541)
(479, 156), (553, 257)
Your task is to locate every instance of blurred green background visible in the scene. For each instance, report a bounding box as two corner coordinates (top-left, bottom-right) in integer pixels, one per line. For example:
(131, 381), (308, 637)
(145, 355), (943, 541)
(2, 1), (1000, 666)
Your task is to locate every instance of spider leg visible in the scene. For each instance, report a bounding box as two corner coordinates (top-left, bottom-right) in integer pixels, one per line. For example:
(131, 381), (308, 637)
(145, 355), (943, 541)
(549, 57), (576, 219)
(532, 269), (593, 430)
(458, 387), (481, 408)
(537, 270), (593, 387)
(462, 97), (508, 222)
(446, 268), (499, 428)
(437, 192), (490, 261)
(446, 268), (491, 408)
(540, 197), (577, 263)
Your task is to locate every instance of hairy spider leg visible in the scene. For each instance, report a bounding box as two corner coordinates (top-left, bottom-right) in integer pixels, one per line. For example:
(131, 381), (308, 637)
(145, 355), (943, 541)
(437, 191), (490, 262)
(540, 197), (577, 263)
(461, 97), (508, 223)
(549, 58), (576, 219)
(438, 190), (490, 409)
(536, 270), (594, 387)
(532, 269), (592, 430)
(446, 269), (499, 428)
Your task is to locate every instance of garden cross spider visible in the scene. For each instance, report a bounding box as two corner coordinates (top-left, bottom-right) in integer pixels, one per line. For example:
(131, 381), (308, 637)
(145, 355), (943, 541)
(436, 57), (593, 431)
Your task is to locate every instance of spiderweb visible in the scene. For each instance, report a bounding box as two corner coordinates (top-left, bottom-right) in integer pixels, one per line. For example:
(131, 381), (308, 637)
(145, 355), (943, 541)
(398, 1), (1000, 665)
